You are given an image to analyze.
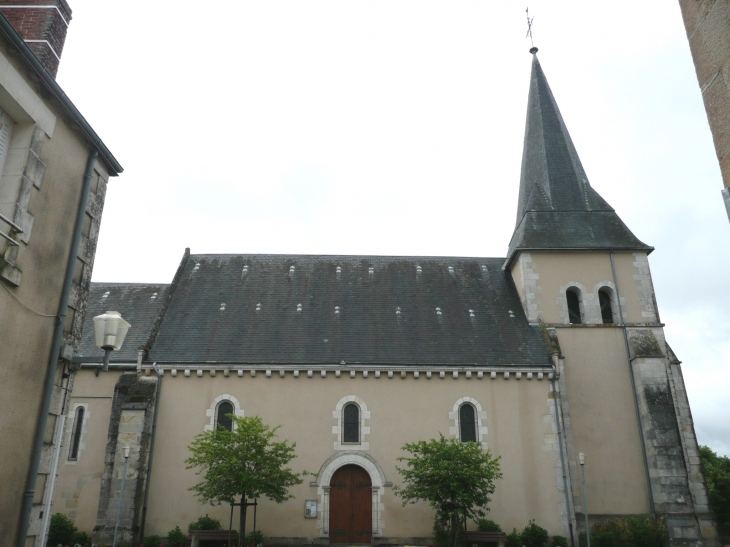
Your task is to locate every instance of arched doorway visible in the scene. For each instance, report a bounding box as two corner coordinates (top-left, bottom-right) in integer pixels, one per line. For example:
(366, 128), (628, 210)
(329, 464), (372, 544)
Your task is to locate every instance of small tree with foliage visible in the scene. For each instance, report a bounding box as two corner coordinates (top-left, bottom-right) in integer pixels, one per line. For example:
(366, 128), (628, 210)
(47, 513), (76, 546)
(700, 445), (730, 543)
(186, 415), (303, 546)
(394, 434), (502, 547)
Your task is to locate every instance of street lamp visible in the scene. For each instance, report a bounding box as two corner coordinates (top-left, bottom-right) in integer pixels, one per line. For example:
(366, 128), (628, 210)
(112, 445), (131, 547)
(579, 453), (590, 547)
(72, 310), (131, 372)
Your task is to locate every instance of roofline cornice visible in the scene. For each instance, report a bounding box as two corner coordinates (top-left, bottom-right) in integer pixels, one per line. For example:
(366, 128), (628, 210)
(0, 13), (123, 175)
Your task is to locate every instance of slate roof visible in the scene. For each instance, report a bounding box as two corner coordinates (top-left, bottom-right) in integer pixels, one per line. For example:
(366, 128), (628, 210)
(507, 52), (651, 263)
(79, 283), (170, 362)
(146, 254), (552, 366)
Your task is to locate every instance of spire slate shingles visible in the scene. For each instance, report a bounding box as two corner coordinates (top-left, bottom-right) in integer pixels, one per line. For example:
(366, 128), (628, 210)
(508, 53), (651, 261)
(146, 254), (551, 366)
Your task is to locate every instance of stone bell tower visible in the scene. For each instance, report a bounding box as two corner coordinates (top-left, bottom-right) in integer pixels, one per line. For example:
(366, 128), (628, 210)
(505, 48), (718, 547)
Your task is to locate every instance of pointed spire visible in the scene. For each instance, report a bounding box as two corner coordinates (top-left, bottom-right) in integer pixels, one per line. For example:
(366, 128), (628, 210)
(506, 52), (651, 264)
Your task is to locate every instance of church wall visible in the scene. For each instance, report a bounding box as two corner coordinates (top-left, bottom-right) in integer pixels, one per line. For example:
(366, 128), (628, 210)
(137, 370), (567, 540)
(51, 369), (118, 534)
(556, 328), (652, 516)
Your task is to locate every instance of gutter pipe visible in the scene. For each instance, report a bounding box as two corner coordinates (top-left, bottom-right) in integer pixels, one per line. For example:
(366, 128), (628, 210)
(138, 362), (162, 544)
(0, 15), (122, 176)
(610, 251), (656, 516)
(16, 150), (98, 547)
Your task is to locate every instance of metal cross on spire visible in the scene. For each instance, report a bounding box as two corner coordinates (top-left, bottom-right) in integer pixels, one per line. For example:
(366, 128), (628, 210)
(525, 7), (538, 54)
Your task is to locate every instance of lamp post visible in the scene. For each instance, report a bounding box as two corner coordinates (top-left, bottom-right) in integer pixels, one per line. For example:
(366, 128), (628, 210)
(580, 453), (590, 547)
(72, 310), (131, 371)
(112, 445), (131, 547)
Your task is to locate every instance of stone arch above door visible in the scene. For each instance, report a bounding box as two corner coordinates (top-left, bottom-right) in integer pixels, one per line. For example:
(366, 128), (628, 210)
(312, 451), (390, 538)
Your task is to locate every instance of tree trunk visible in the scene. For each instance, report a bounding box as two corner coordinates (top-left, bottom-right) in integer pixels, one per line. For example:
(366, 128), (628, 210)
(239, 495), (247, 547)
(452, 514), (457, 547)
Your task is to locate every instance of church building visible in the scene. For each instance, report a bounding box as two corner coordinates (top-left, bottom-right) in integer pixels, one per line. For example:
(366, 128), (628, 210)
(52, 51), (717, 547)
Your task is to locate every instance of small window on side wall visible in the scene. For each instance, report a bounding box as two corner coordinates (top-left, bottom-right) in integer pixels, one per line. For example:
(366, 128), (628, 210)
(216, 401), (234, 432)
(566, 288), (583, 324)
(459, 404), (477, 442)
(69, 407), (84, 460)
(599, 288), (614, 324)
(343, 403), (360, 443)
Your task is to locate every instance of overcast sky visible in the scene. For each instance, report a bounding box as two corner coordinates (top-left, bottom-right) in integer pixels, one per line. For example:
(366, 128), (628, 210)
(56, 1), (729, 456)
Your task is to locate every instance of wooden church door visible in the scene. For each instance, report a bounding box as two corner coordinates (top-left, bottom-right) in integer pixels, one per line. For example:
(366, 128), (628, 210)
(329, 465), (372, 544)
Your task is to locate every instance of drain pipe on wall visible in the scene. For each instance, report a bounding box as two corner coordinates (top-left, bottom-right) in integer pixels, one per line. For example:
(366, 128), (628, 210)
(551, 357), (575, 546)
(138, 362), (162, 544)
(16, 151), (98, 547)
(609, 251), (656, 517)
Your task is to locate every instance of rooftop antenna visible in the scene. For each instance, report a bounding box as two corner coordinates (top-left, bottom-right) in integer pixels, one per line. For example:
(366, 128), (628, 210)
(526, 7), (538, 54)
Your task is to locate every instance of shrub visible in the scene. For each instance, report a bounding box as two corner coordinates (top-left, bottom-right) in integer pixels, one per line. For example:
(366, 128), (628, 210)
(521, 520), (549, 547)
(71, 530), (91, 546)
(47, 513), (77, 546)
(552, 536), (568, 547)
(247, 530), (265, 547)
(142, 534), (164, 547)
(188, 514), (222, 531)
(506, 528), (522, 547)
(477, 519), (502, 532)
(167, 525), (187, 547)
(578, 515), (668, 547)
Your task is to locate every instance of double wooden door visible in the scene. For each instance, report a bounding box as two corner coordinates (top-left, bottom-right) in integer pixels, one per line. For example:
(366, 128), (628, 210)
(329, 465), (372, 544)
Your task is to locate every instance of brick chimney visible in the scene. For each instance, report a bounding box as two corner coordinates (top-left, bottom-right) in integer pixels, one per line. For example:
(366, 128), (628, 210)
(0, 0), (73, 78)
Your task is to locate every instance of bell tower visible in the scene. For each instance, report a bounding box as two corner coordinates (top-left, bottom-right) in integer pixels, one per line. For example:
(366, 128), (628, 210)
(506, 49), (718, 547)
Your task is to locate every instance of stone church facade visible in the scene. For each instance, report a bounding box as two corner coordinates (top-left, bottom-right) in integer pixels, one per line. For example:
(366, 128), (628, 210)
(52, 52), (717, 547)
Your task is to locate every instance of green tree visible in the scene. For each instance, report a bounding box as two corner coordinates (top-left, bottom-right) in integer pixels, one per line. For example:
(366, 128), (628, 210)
(185, 415), (303, 546)
(700, 445), (730, 543)
(394, 434), (502, 547)
(47, 513), (76, 546)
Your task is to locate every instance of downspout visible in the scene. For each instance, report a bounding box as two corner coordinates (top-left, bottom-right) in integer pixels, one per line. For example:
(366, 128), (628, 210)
(138, 361), (162, 544)
(16, 150), (98, 547)
(551, 356), (575, 546)
(609, 251), (655, 516)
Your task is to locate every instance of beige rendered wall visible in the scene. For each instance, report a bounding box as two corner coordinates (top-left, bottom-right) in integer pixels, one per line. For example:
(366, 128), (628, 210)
(0, 37), (109, 544)
(511, 251), (658, 325)
(556, 328), (651, 516)
(51, 370), (119, 534)
(134, 371), (566, 539)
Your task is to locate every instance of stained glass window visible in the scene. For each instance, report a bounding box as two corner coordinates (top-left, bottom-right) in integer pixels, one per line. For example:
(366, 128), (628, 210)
(343, 403), (359, 443)
(69, 407), (84, 460)
(216, 401), (234, 432)
(459, 404), (477, 443)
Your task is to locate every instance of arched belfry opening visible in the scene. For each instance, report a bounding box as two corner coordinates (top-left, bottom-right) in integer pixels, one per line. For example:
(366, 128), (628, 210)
(329, 465), (372, 544)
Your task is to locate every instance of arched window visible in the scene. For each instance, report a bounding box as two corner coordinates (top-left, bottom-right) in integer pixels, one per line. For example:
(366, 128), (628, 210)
(459, 404), (477, 443)
(343, 403), (360, 443)
(69, 407), (84, 460)
(216, 401), (234, 432)
(599, 288), (614, 324)
(566, 288), (582, 324)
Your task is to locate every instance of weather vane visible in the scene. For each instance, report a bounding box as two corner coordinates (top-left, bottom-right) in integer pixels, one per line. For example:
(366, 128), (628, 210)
(525, 7), (538, 53)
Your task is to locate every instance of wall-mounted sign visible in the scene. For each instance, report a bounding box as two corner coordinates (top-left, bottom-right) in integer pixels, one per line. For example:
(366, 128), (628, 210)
(305, 499), (317, 518)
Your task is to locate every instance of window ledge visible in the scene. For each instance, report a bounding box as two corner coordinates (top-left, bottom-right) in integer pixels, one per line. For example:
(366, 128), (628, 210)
(0, 256), (21, 286)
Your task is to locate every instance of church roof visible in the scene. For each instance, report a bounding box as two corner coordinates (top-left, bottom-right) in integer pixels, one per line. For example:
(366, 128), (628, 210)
(507, 51), (651, 264)
(79, 283), (170, 362)
(145, 253), (552, 366)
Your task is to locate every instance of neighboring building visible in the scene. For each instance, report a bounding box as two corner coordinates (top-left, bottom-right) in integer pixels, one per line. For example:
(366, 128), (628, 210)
(56, 52), (716, 547)
(0, 1), (122, 546)
(678, 0), (730, 222)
